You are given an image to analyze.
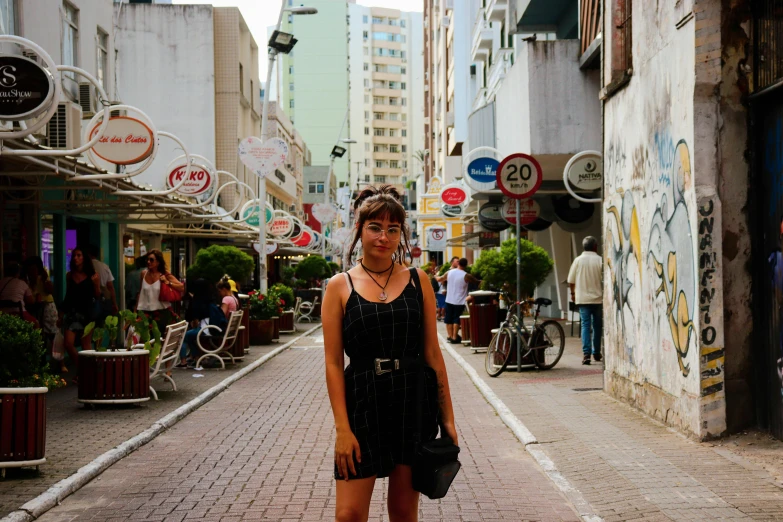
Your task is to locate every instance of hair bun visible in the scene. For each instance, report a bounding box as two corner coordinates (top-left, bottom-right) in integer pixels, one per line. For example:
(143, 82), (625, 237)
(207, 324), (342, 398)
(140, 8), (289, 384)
(353, 184), (402, 211)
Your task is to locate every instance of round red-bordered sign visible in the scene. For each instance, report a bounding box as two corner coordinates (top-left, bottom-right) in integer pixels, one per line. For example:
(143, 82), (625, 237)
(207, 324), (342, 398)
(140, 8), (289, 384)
(440, 185), (468, 206)
(166, 164), (214, 196)
(411, 246), (422, 258)
(496, 153), (543, 200)
(88, 116), (155, 165)
(502, 198), (540, 226)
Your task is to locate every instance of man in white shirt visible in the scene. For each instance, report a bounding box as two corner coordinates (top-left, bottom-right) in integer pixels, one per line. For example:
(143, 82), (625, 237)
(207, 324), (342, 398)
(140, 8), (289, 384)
(88, 245), (118, 317)
(437, 258), (481, 343)
(567, 236), (603, 365)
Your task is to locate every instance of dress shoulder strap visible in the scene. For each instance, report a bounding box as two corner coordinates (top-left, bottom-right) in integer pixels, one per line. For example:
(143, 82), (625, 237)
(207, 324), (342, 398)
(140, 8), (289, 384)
(342, 272), (354, 290)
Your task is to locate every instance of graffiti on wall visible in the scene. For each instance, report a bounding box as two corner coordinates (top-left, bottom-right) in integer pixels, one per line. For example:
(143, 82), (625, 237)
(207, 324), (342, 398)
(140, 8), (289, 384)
(697, 197), (724, 394)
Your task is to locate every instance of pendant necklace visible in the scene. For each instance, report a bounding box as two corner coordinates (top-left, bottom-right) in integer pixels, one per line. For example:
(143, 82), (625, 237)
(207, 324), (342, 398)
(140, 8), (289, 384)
(361, 261), (395, 301)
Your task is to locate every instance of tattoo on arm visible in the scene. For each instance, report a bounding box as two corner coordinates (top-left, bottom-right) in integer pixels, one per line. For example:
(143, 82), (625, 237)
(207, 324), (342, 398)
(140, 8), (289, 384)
(437, 371), (447, 408)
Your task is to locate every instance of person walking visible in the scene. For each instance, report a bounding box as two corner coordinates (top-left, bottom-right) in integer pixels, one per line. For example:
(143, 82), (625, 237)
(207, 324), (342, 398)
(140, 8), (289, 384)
(87, 245), (118, 318)
(322, 185), (458, 522)
(135, 249), (184, 333)
(567, 236), (604, 365)
(437, 258), (480, 344)
(59, 247), (101, 379)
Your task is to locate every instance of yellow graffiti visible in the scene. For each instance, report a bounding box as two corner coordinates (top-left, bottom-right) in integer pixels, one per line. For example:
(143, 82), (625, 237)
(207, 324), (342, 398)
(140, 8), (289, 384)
(651, 252), (693, 376)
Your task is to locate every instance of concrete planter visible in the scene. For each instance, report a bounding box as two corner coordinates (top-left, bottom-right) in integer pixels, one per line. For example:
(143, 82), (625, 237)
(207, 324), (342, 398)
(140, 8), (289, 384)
(77, 350), (151, 405)
(0, 387), (47, 477)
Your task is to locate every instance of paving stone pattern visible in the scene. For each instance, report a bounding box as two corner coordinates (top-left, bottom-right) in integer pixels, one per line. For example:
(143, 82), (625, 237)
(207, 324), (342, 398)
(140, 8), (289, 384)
(0, 331), (303, 518)
(37, 331), (582, 521)
(449, 322), (783, 522)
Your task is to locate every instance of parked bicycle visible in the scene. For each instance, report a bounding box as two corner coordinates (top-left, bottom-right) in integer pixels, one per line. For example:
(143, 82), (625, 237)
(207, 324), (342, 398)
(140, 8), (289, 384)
(485, 293), (565, 377)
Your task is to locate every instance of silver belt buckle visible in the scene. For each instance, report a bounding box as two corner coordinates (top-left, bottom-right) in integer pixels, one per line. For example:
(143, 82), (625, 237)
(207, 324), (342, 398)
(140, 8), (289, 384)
(374, 358), (399, 375)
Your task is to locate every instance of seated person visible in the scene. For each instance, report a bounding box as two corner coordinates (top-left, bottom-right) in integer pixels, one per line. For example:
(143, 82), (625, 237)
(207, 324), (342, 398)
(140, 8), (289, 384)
(0, 262), (38, 327)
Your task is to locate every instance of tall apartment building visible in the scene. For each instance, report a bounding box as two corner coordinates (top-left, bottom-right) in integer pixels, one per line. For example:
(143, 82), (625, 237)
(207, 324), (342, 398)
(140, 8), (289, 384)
(347, 5), (424, 196)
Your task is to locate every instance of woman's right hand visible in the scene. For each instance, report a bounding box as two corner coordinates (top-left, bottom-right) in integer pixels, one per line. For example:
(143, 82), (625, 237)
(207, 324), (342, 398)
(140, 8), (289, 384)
(334, 427), (361, 480)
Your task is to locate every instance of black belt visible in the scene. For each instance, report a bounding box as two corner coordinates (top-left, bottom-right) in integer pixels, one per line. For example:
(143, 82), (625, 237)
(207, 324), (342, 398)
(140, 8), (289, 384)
(351, 357), (419, 376)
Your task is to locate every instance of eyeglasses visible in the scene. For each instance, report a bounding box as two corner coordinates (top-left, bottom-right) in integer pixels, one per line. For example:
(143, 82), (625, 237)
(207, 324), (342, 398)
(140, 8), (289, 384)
(365, 224), (401, 240)
(147, 257), (157, 263)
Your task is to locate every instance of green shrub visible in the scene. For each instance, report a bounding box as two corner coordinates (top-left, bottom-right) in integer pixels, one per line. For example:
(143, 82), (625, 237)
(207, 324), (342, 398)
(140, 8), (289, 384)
(295, 255), (331, 284)
(270, 283), (295, 311)
(186, 245), (254, 284)
(471, 239), (553, 299)
(328, 261), (340, 275)
(0, 313), (64, 389)
(247, 291), (284, 320)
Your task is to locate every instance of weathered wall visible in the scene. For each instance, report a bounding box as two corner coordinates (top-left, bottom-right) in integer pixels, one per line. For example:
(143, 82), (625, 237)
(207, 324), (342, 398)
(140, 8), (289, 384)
(603, 0), (727, 438)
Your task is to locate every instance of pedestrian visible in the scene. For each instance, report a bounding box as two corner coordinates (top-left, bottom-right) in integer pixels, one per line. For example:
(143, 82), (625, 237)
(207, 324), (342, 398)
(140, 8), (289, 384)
(217, 280), (239, 319)
(24, 256), (58, 339)
(322, 184), (458, 522)
(567, 236), (604, 365)
(125, 256), (146, 311)
(87, 244), (118, 318)
(178, 278), (214, 368)
(59, 247), (101, 380)
(436, 258), (480, 344)
(135, 249), (185, 333)
(0, 262), (38, 327)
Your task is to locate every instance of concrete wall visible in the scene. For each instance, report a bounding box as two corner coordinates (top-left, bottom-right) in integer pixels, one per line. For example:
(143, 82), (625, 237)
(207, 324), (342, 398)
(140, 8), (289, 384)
(115, 4), (216, 190)
(602, 0), (729, 439)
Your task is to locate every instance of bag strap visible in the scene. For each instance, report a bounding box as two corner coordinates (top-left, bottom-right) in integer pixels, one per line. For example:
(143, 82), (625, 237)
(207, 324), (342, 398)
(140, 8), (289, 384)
(411, 267), (426, 445)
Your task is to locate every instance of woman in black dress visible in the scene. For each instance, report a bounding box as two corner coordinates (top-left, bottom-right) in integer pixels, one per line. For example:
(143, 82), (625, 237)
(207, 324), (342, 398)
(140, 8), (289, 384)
(59, 247), (101, 380)
(323, 185), (458, 522)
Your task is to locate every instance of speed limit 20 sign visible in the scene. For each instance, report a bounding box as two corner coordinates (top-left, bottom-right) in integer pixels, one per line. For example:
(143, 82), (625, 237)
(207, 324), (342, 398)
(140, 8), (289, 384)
(496, 153), (543, 199)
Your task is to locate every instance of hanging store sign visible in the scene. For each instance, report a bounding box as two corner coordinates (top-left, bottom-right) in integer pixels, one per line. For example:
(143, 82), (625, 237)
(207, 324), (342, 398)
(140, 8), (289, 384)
(478, 202), (510, 232)
(466, 157), (499, 185)
(291, 228), (313, 248)
(242, 204), (273, 227)
(411, 246), (422, 258)
(332, 227), (352, 246)
(496, 153), (543, 200)
(502, 198), (540, 226)
(238, 136), (288, 179)
(479, 231), (500, 248)
(439, 184), (468, 206)
(267, 216), (293, 237)
(0, 55), (55, 120)
(427, 227), (447, 251)
(311, 202), (338, 224)
(166, 163), (214, 196)
(253, 242), (279, 255)
(566, 152), (603, 191)
(87, 116), (154, 165)
(441, 204), (463, 218)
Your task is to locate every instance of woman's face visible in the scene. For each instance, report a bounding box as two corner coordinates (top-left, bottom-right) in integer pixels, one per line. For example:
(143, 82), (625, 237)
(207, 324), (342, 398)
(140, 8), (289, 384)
(147, 254), (159, 271)
(26, 264), (39, 279)
(72, 251), (83, 268)
(360, 216), (402, 259)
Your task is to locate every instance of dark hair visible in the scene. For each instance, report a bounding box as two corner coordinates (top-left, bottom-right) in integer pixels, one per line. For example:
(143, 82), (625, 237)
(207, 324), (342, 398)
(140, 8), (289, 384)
(86, 244), (100, 258)
(458, 258), (468, 268)
(582, 236), (598, 252)
(3, 262), (20, 278)
(135, 256), (147, 269)
(347, 185), (411, 266)
(23, 256), (47, 281)
(147, 249), (168, 274)
(188, 278), (213, 301)
(70, 247), (95, 276)
(216, 281), (231, 292)
(451, 256), (459, 262)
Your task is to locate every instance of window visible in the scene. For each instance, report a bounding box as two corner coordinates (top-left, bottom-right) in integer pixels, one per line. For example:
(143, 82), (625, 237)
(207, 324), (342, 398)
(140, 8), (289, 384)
(401, 129), (407, 137)
(364, 126), (370, 135)
(401, 82), (407, 90)
(376, 161), (384, 168)
(389, 98), (398, 106)
(376, 175), (387, 183)
(402, 160), (408, 168)
(388, 113), (398, 121)
(401, 145), (407, 153)
(363, 46), (369, 56)
(390, 160), (399, 168)
(363, 62), (369, 71)
(389, 145), (399, 153)
(373, 17), (384, 24)
(606, 0), (633, 96)
(289, 82), (294, 91)
(239, 63), (244, 95)
(288, 14), (293, 23)
(400, 51), (406, 59)
(373, 145), (381, 152)
(364, 174), (370, 181)
(62, 2), (79, 77)
(96, 27), (109, 90)
(373, 96), (384, 104)
(364, 79), (369, 88)
(400, 20), (406, 28)
(374, 128), (385, 136)
(364, 110), (369, 120)
(363, 15), (368, 23)
(364, 161), (370, 168)
(289, 66), (294, 74)
(308, 182), (325, 194)
(364, 94), (370, 103)
(401, 114), (407, 122)
(374, 112), (384, 120)
(401, 67), (406, 74)
(389, 129), (396, 137)
(401, 98), (407, 106)
(363, 30), (368, 40)
(0, 0), (16, 35)
(290, 99), (295, 108)
(365, 143), (370, 151)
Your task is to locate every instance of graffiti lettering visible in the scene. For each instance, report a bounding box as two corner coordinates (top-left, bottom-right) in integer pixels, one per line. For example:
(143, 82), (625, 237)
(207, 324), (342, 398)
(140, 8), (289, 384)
(698, 199), (717, 347)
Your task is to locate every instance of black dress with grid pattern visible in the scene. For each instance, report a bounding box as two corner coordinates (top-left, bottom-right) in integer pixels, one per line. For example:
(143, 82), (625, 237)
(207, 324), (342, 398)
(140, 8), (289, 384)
(336, 268), (439, 480)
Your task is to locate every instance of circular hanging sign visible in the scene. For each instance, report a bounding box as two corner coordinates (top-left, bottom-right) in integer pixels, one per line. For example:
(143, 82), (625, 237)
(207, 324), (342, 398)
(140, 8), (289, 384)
(166, 163), (214, 196)
(267, 216), (293, 237)
(0, 55), (55, 120)
(411, 246), (422, 258)
(88, 116), (154, 165)
(439, 184), (468, 206)
(502, 198), (540, 226)
(496, 153), (543, 200)
(253, 242), (279, 255)
(311, 202), (338, 224)
(466, 157), (499, 184)
(442, 204), (463, 217)
(566, 152), (603, 191)
(292, 228), (313, 248)
(242, 204), (274, 227)
(332, 227), (352, 246)
(478, 202), (510, 232)
(238, 136), (288, 179)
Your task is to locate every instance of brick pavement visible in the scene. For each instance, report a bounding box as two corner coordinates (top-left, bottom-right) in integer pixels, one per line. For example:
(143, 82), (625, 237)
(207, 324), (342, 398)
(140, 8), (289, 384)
(0, 328), (309, 519)
(445, 320), (783, 521)
(36, 329), (582, 521)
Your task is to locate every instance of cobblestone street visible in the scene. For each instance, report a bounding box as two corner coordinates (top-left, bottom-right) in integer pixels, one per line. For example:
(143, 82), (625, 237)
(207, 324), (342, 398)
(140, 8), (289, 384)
(31, 329), (583, 522)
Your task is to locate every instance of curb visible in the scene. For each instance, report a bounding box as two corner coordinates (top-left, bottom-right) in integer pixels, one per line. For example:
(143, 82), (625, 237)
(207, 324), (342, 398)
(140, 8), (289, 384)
(439, 334), (604, 522)
(2, 324), (323, 522)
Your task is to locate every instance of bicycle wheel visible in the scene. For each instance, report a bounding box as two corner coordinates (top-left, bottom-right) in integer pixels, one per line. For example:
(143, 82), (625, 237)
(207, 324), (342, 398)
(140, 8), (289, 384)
(532, 320), (565, 370)
(485, 327), (514, 377)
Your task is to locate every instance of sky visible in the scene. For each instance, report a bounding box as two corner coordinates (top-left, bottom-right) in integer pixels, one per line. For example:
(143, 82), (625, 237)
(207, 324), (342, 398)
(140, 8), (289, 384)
(173, 0), (423, 81)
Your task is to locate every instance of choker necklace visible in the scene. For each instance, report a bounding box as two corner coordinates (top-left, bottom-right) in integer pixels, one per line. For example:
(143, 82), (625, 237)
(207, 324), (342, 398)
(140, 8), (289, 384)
(360, 261), (395, 301)
(360, 260), (394, 275)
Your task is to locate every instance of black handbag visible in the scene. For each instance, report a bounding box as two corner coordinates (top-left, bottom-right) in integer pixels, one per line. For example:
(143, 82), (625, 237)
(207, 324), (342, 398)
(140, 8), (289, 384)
(410, 268), (461, 500)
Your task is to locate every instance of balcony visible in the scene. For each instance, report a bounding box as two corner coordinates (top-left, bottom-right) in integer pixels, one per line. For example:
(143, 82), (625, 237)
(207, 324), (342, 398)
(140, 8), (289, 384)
(487, 48), (513, 101)
(373, 167), (404, 176)
(486, 0), (508, 22)
(472, 87), (488, 112)
(516, 0), (579, 39)
(373, 135), (403, 145)
(471, 9), (492, 62)
(445, 111), (455, 128)
(373, 151), (403, 161)
(372, 87), (403, 97)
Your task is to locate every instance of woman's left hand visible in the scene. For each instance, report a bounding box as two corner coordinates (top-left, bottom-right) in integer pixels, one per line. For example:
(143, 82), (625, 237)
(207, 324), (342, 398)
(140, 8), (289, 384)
(159, 275), (169, 285)
(442, 422), (458, 446)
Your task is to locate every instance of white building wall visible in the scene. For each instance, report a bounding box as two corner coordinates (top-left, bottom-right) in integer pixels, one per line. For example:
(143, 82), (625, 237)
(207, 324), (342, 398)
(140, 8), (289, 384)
(115, 4), (216, 190)
(348, 2), (368, 191)
(406, 11), (425, 184)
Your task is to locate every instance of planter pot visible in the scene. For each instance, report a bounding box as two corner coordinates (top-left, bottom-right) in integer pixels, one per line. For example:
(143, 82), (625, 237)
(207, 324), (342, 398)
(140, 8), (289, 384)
(469, 303), (499, 351)
(77, 350), (151, 405)
(279, 310), (295, 333)
(459, 315), (471, 343)
(0, 387), (47, 476)
(272, 316), (280, 340)
(238, 306), (250, 352)
(250, 319), (275, 345)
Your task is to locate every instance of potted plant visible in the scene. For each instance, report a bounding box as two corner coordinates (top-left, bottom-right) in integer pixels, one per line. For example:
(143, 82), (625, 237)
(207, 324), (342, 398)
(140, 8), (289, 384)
(247, 291), (284, 345)
(77, 311), (161, 405)
(270, 283), (296, 333)
(0, 313), (66, 476)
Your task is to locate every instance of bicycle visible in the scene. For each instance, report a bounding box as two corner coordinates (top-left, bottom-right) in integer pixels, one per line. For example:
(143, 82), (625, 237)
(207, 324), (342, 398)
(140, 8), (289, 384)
(484, 294), (565, 377)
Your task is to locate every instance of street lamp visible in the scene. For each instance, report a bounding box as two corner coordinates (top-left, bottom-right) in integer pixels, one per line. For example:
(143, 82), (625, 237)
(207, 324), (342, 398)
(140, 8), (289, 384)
(322, 137), (356, 258)
(258, 0), (317, 293)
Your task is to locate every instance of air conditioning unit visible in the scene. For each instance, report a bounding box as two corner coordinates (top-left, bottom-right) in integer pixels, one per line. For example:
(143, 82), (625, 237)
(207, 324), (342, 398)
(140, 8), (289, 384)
(110, 103), (126, 118)
(44, 101), (81, 149)
(78, 82), (96, 118)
